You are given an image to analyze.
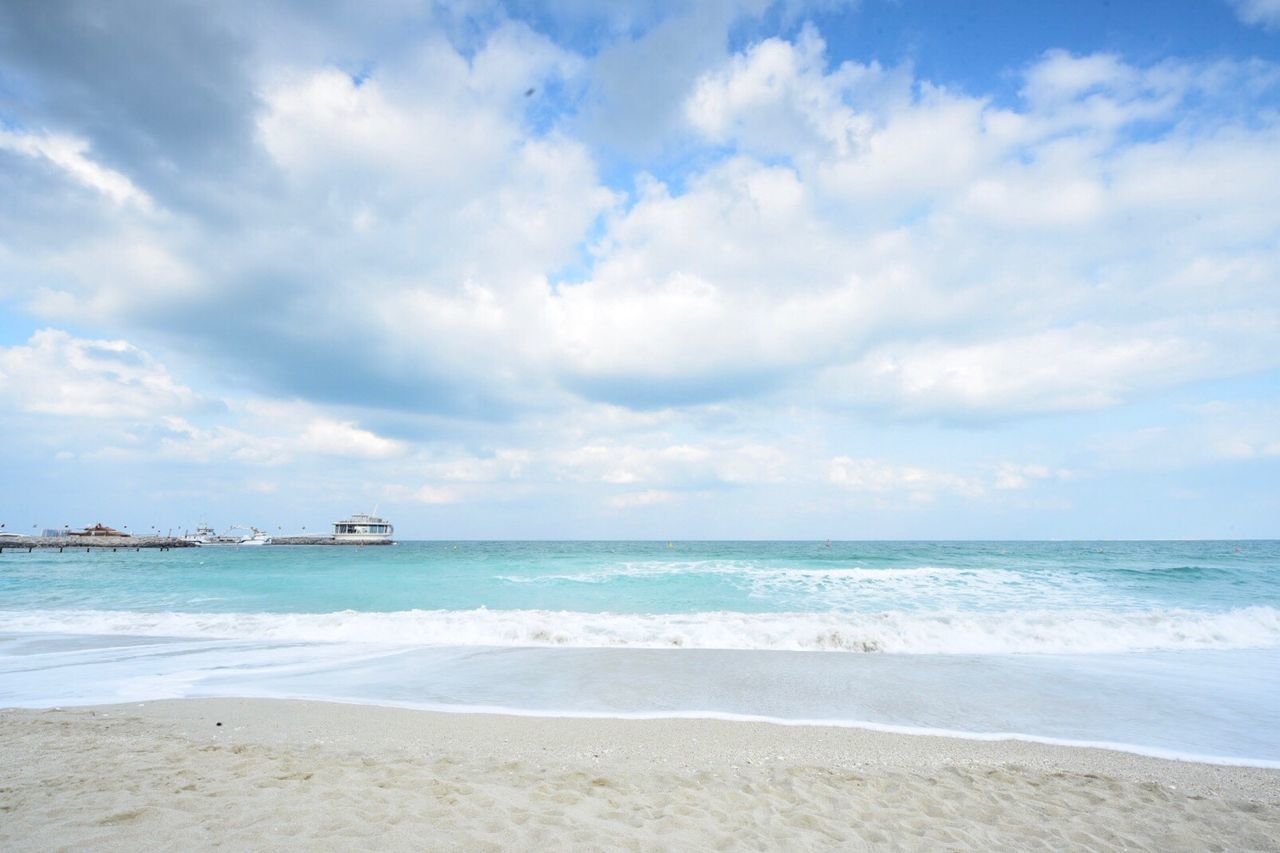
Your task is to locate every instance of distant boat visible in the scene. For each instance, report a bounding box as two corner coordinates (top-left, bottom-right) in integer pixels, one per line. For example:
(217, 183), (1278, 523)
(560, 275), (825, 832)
(183, 525), (270, 546)
(183, 525), (220, 546)
(238, 527), (272, 546)
(333, 512), (394, 543)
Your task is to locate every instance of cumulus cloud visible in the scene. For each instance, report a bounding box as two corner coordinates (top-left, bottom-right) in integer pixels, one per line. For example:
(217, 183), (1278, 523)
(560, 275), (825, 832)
(829, 457), (985, 501)
(578, 0), (766, 156)
(0, 329), (197, 419)
(1228, 0), (1280, 30)
(993, 464), (1076, 490)
(383, 484), (462, 505)
(158, 400), (409, 466)
(0, 329), (411, 470)
(551, 440), (789, 486)
(666, 36), (1280, 418)
(687, 24), (867, 157)
(607, 489), (679, 509)
(828, 457), (1079, 503)
(1, 4), (1278, 535)
(0, 129), (154, 209)
(815, 321), (1271, 420)
(5, 11), (1278, 423)
(297, 418), (407, 460)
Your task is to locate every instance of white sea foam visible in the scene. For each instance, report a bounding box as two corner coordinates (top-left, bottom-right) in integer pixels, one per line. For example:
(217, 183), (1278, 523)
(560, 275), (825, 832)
(497, 560), (759, 583)
(2, 606), (1278, 655)
(498, 562), (1023, 585)
(742, 566), (1033, 597)
(499, 562), (1094, 611)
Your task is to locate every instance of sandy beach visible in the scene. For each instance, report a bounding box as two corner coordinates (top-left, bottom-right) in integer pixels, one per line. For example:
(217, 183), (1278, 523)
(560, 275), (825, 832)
(1, 699), (1277, 851)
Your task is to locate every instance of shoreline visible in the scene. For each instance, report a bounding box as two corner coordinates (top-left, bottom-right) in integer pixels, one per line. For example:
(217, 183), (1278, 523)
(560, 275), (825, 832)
(2, 697), (1278, 849)
(146, 693), (1280, 771)
(3, 632), (1278, 768)
(4, 689), (1280, 770)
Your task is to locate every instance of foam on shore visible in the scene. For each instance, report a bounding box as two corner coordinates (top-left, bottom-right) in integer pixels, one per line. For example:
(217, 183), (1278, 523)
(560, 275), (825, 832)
(3, 604), (1277, 654)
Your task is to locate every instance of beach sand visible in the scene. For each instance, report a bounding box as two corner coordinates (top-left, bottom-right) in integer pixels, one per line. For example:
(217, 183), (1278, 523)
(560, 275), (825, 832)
(2, 699), (1277, 851)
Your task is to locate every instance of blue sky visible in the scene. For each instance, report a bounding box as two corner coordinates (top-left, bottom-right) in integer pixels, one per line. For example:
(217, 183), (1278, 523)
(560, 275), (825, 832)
(2, 0), (1279, 538)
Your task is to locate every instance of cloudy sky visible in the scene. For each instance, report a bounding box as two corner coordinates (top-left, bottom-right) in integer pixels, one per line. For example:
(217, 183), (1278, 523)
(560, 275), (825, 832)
(2, 0), (1278, 539)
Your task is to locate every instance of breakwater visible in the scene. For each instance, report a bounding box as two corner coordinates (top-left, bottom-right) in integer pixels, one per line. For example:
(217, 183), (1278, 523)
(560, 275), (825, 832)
(0, 536), (196, 552)
(0, 536), (395, 550)
(0, 536), (395, 551)
(269, 536), (394, 546)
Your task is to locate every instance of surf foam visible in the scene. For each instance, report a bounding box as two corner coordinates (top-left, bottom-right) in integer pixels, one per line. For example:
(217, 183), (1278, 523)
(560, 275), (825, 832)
(2, 606), (1277, 655)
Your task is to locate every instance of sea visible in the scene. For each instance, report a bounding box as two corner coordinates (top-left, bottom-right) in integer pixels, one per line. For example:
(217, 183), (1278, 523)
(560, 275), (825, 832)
(2, 540), (1278, 766)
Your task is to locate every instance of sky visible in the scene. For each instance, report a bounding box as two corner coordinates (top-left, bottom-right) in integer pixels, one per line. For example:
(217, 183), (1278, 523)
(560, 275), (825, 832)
(1, 0), (1279, 539)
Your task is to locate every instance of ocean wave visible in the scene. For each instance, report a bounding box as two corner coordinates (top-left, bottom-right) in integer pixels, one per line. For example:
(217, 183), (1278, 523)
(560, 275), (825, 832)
(1, 606), (1277, 655)
(1109, 565), (1245, 580)
(497, 559), (761, 583)
(498, 562), (1025, 586)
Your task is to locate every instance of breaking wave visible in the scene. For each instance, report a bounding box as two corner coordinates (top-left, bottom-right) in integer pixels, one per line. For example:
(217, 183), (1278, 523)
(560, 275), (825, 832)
(498, 562), (1023, 585)
(2, 605), (1278, 655)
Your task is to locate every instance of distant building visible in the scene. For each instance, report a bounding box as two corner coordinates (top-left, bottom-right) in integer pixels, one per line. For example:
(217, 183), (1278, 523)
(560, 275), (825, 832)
(333, 512), (394, 543)
(41, 529), (68, 538)
(76, 523), (127, 537)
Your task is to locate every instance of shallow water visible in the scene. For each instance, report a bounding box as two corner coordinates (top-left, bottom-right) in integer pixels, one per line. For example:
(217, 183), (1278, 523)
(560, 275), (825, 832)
(2, 541), (1278, 763)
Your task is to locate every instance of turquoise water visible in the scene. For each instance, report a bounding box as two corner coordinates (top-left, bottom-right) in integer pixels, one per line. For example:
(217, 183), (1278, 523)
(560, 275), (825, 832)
(2, 541), (1278, 763)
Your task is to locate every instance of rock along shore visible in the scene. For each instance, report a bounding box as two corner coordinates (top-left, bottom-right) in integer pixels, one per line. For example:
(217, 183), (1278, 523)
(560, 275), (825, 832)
(0, 536), (397, 551)
(0, 536), (197, 551)
(268, 536), (395, 546)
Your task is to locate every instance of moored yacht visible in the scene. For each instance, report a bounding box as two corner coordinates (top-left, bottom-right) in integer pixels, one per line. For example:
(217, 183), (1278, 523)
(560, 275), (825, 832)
(238, 527), (272, 546)
(184, 525), (271, 546)
(183, 525), (240, 546)
(333, 512), (394, 543)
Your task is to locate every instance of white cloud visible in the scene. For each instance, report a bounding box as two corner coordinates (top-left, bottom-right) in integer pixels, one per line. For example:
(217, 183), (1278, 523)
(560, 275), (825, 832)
(7, 26), (1278, 425)
(223, 402), (407, 464)
(150, 417), (290, 466)
(546, 158), (881, 394)
(819, 325), (1209, 418)
(551, 440), (791, 487)
(994, 463), (1066, 491)
(2, 11), (1279, 539)
(607, 489), (678, 509)
(1228, 0), (1280, 30)
(430, 450), (533, 483)
(141, 409), (410, 467)
(581, 0), (766, 156)
(0, 330), (412, 469)
(0, 129), (154, 210)
(0, 329), (196, 419)
(297, 418), (406, 460)
(828, 457), (986, 501)
(1021, 51), (1135, 105)
(827, 457), (1077, 503)
(384, 484), (461, 505)
(255, 23), (610, 290)
(687, 25), (868, 157)
(669, 39), (1280, 417)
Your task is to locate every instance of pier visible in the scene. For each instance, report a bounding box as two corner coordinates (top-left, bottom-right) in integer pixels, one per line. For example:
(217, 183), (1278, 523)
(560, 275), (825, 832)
(0, 536), (197, 552)
(268, 536), (394, 546)
(0, 536), (397, 551)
